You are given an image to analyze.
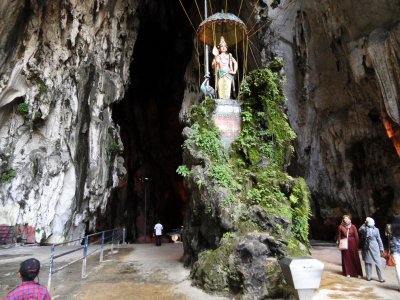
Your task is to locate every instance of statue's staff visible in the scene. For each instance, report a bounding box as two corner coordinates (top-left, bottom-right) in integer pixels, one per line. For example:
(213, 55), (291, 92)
(203, 0), (209, 86)
(212, 46), (219, 96)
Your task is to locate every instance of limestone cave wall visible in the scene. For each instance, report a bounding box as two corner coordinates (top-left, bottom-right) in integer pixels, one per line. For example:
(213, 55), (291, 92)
(265, 0), (400, 238)
(0, 0), (195, 244)
(0, 0), (137, 242)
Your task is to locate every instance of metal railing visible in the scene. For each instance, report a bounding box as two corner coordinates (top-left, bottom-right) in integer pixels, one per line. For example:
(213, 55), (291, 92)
(47, 227), (126, 290)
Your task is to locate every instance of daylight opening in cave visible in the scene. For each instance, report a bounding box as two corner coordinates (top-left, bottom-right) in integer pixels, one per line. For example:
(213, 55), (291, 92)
(105, 1), (194, 242)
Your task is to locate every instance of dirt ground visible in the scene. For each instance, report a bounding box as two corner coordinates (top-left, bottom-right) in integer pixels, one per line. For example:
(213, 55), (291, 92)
(1, 241), (399, 299)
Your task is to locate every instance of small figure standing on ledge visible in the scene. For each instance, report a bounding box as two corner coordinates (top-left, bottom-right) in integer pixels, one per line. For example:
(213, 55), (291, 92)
(212, 36), (238, 99)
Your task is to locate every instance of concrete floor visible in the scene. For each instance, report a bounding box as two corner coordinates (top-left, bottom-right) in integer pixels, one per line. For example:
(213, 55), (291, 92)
(0, 241), (399, 299)
(311, 241), (399, 300)
(0, 242), (226, 300)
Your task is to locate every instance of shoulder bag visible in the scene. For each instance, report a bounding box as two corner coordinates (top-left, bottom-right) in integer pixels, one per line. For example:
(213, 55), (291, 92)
(338, 227), (349, 250)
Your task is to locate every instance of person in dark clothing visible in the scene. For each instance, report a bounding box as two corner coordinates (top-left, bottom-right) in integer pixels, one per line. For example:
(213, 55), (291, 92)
(338, 214), (363, 278)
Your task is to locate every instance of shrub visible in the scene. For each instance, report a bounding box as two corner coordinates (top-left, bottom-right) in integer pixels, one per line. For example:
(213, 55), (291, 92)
(16, 103), (29, 115)
(0, 169), (16, 183)
(176, 165), (191, 177)
(34, 111), (42, 120)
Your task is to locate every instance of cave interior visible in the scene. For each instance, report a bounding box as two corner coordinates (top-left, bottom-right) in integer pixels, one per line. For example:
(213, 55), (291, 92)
(96, 0), (254, 242)
(104, 0), (195, 242)
(94, 0), (261, 242)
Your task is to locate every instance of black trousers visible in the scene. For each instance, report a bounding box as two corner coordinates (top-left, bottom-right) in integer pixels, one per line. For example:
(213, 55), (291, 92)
(155, 235), (162, 246)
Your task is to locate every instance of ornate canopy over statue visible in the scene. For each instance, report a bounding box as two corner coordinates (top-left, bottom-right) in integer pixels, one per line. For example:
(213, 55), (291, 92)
(196, 12), (248, 100)
(177, 1), (253, 147)
(197, 12), (248, 47)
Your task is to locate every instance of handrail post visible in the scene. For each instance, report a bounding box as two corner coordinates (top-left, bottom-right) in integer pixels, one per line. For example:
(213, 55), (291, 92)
(100, 231), (105, 262)
(122, 227), (126, 245)
(47, 244), (55, 290)
(117, 228), (120, 249)
(111, 229), (115, 255)
(81, 235), (88, 278)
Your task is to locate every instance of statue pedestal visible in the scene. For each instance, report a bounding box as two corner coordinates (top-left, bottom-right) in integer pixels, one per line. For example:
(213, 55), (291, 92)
(212, 99), (242, 150)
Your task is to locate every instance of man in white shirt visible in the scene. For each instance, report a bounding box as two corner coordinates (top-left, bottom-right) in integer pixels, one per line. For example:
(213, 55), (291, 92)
(154, 221), (163, 246)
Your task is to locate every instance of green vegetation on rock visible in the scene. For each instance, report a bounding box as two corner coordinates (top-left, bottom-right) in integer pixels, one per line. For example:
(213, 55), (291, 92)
(16, 103), (29, 115)
(0, 169), (16, 183)
(34, 111), (42, 120)
(108, 139), (121, 156)
(176, 165), (191, 177)
(32, 76), (48, 95)
(235, 68), (296, 167)
(185, 97), (222, 162)
(191, 236), (236, 293)
(289, 177), (311, 244)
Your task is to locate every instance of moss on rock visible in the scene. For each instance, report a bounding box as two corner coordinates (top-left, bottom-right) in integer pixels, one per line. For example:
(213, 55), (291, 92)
(191, 237), (236, 293)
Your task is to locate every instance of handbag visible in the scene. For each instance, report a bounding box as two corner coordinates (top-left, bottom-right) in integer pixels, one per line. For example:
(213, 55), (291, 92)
(387, 255), (396, 267)
(382, 250), (396, 266)
(382, 236), (396, 267)
(338, 227), (349, 250)
(338, 238), (348, 250)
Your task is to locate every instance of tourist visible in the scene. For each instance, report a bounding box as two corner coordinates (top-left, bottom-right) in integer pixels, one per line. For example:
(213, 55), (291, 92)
(6, 258), (51, 299)
(211, 36), (238, 99)
(359, 217), (385, 282)
(154, 220), (163, 246)
(387, 213), (400, 290)
(338, 214), (363, 277)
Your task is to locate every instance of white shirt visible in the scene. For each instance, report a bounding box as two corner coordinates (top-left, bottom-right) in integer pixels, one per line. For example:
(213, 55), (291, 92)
(154, 223), (163, 235)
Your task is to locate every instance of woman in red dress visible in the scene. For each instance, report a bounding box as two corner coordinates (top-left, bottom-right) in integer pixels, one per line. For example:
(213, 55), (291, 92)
(338, 215), (363, 277)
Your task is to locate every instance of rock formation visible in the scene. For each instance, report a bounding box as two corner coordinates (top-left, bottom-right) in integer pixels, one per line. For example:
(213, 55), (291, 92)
(0, 0), (136, 242)
(0, 0), (400, 298)
(265, 0), (400, 238)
